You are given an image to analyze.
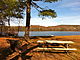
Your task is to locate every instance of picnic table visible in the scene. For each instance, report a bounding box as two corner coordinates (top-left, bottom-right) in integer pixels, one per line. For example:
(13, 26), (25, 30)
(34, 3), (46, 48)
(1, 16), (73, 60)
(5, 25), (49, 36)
(34, 40), (77, 52)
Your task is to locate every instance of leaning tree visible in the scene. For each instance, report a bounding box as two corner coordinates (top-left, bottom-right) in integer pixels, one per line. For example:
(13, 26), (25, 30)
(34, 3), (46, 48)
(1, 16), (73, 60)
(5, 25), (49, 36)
(22, 0), (60, 42)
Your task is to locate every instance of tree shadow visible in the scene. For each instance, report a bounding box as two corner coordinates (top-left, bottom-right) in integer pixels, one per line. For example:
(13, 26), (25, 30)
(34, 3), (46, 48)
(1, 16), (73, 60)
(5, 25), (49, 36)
(0, 47), (13, 60)
(33, 50), (72, 54)
(30, 36), (53, 39)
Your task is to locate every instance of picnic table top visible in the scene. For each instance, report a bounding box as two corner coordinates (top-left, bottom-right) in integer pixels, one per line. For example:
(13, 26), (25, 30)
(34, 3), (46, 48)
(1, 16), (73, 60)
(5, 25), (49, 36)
(37, 40), (74, 44)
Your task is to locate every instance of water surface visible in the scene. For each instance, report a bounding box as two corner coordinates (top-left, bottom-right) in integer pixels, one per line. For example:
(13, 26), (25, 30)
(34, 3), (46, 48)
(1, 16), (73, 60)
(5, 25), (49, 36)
(18, 31), (80, 36)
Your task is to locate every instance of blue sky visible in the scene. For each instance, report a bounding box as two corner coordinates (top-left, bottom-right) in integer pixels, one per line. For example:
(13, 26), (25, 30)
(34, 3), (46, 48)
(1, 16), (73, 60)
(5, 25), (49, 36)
(11, 0), (80, 26)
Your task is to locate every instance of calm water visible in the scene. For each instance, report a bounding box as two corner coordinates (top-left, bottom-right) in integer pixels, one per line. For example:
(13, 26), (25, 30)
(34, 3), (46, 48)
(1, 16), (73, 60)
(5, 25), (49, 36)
(18, 31), (80, 36)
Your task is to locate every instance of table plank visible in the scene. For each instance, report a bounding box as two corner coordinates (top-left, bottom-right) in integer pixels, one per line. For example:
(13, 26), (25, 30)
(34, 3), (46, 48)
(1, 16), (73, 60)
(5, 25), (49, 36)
(46, 40), (74, 44)
(37, 40), (74, 44)
(34, 47), (77, 51)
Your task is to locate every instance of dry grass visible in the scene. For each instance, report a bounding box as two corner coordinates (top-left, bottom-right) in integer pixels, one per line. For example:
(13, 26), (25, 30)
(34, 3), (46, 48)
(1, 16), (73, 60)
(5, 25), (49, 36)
(30, 35), (80, 60)
(0, 35), (80, 60)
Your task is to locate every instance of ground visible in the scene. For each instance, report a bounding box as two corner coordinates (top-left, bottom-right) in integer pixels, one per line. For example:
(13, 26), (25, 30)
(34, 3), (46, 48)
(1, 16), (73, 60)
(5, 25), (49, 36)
(0, 35), (80, 60)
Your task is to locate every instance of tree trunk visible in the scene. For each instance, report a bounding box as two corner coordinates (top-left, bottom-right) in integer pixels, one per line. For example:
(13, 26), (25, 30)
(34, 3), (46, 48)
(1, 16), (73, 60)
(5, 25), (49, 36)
(17, 18), (20, 36)
(8, 17), (10, 34)
(18, 19), (20, 33)
(0, 20), (4, 35)
(1, 25), (3, 34)
(24, 0), (31, 42)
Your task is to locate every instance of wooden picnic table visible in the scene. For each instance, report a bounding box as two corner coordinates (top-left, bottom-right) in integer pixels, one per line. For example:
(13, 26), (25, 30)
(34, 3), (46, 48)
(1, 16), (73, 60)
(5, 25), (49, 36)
(35, 40), (77, 52)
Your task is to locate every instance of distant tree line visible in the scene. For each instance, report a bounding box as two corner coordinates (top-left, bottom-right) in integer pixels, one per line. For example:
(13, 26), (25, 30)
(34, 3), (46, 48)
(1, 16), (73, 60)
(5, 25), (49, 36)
(1, 25), (80, 32)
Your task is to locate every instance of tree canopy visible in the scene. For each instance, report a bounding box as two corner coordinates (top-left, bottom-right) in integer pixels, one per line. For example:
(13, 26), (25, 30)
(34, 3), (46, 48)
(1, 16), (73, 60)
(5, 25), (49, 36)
(32, 0), (59, 18)
(0, 0), (60, 19)
(0, 0), (25, 19)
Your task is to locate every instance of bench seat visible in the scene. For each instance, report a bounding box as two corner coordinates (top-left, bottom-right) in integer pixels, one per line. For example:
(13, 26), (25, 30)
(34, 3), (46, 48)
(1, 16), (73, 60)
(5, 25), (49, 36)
(34, 47), (77, 51)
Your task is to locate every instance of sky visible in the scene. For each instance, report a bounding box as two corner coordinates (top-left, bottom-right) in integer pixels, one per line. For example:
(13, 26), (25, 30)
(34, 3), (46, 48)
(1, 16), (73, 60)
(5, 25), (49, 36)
(11, 0), (80, 26)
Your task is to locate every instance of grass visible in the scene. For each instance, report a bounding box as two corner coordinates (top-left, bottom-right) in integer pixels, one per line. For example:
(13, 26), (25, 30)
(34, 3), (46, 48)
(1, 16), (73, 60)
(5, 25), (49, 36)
(0, 35), (80, 60)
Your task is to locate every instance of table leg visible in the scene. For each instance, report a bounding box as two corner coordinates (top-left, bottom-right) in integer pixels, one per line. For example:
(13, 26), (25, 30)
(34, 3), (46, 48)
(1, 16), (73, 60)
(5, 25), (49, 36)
(65, 44), (69, 53)
(66, 44), (68, 48)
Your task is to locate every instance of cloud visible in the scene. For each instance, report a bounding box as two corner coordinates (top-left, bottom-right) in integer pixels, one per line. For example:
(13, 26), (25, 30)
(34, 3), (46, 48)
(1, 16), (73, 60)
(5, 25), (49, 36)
(56, 16), (80, 25)
(10, 15), (80, 26)
(30, 18), (60, 26)
(71, 7), (80, 11)
(30, 15), (80, 26)
(59, 0), (80, 8)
